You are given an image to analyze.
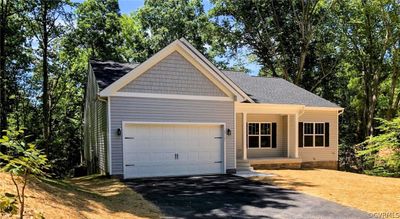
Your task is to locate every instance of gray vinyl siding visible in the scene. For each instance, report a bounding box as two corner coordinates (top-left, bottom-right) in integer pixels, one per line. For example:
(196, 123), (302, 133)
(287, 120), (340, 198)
(109, 96), (235, 175)
(235, 113), (287, 158)
(118, 52), (226, 97)
(83, 66), (108, 175)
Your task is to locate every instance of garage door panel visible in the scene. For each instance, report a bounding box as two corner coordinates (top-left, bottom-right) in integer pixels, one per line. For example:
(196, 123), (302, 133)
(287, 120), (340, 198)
(123, 123), (224, 178)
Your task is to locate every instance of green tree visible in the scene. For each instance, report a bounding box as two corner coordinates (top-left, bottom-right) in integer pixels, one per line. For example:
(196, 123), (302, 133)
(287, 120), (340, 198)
(210, 0), (338, 85)
(137, 0), (214, 58)
(0, 0), (31, 134)
(358, 117), (400, 176)
(73, 0), (123, 61)
(336, 0), (400, 137)
(28, 0), (73, 154)
(0, 129), (49, 218)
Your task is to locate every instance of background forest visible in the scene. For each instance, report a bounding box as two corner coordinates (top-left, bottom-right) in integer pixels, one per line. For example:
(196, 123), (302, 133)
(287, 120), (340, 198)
(0, 0), (399, 177)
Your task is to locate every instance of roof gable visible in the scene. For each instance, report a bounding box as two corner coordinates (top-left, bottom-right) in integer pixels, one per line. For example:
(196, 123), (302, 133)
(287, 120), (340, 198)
(98, 39), (253, 102)
(118, 52), (227, 97)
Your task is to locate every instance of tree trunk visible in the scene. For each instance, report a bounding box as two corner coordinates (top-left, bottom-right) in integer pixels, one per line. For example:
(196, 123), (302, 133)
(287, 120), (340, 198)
(0, 0), (8, 134)
(386, 47), (399, 120)
(41, 0), (50, 154)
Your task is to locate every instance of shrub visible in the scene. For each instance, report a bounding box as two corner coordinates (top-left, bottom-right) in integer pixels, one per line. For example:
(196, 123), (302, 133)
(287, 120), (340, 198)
(0, 193), (18, 215)
(358, 117), (400, 177)
(0, 129), (49, 218)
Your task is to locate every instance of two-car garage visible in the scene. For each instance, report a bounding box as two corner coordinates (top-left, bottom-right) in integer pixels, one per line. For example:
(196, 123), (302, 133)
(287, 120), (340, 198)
(122, 122), (225, 179)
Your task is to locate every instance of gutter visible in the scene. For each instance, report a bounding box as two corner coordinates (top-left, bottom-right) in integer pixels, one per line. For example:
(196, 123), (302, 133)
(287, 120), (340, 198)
(97, 95), (107, 102)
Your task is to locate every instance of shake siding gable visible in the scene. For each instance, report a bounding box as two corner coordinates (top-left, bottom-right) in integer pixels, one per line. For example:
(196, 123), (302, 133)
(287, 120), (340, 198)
(118, 52), (227, 97)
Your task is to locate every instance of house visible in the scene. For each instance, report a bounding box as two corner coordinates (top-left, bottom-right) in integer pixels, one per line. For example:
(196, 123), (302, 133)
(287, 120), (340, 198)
(83, 38), (343, 179)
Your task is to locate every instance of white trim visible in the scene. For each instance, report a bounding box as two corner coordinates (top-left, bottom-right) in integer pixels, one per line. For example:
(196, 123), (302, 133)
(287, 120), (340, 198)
(99, 39), (252, 102)
(305, 106), (344, 111)
(235, 102), (305, 115)
(302, 122), (326, 148)
(242, 112), (247, 160)
(287, 115), (290, 158)
(100, 40), (179, 96)
(107, 97), (112, 175)
(113, 92), (233, 101)
(122, 121), (226, 126)
(247, 122), (274, 149)
(121, 121), (227, 179)
(295, 114), (299, 158)
(337, 113), (340, 161)
(233, 107), (237, 169)
(223, 123), (227, 173)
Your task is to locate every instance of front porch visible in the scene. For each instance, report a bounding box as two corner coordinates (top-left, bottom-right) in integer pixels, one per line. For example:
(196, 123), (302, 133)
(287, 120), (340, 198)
(235, 102), (304, 170)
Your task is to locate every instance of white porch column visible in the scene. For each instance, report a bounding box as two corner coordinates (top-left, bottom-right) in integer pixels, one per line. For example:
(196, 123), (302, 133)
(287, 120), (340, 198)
(295, 113), (299, 158)
(287, 115), (290, 158)
(242, 112), (247, 160)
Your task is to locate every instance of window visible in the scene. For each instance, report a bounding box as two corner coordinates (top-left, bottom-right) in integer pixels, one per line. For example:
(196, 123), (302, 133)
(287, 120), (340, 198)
(248, 123), (272, 148)
(303, 122), (325, 147)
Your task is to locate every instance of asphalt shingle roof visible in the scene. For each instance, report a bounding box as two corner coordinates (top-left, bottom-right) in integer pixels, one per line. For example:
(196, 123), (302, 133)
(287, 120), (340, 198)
(222, 71), (340, 108)
(89, 61), (340, 108)
(90, 60), (139, 90)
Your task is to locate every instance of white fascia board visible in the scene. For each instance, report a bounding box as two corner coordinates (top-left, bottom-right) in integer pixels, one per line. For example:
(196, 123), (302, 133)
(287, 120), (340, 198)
(304, 106), (345, 111)
(99, 40), (180, 96)
(113, 92), (234, 101)
(235, 102), (305, 114)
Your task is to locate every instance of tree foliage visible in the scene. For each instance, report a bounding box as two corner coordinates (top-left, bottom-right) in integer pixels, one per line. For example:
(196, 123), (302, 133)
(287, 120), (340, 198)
(0, 129), (49, 218)
(0, 0), (398, 178)
(358, 117), (400, 177)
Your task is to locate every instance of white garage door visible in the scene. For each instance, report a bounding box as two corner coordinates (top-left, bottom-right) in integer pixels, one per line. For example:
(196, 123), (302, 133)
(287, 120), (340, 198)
(123, 123), (224, 178)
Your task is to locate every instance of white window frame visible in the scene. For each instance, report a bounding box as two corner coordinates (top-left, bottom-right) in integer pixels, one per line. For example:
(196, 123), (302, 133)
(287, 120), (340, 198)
(303, 122), (325, 148)
(248, 122), (272, 149)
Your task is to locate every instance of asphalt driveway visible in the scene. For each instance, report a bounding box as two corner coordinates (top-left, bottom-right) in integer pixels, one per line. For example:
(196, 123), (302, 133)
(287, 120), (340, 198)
(126, 175), (373, 219)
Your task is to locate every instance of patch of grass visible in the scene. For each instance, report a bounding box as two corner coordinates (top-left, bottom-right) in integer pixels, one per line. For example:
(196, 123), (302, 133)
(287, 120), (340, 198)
(253, 169), (400, 214)
(0, 173), (161, 218)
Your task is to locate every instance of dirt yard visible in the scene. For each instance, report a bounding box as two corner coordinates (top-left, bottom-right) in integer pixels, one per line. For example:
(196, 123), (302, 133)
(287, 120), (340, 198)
(253, 169), (400, 215)
(0, 173), (161, 219)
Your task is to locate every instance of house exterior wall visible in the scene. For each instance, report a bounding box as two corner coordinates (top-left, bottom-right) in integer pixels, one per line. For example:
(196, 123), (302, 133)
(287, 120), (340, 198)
(298, 110), (339, 162)
(118, 52), (227, 97)
(83, 66), (108, 175)
(235, 113), (287, 158)
(109, 96), (235, 175)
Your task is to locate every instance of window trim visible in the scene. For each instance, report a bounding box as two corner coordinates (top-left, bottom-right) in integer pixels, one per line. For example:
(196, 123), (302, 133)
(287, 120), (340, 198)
(303, 122), (325, 148)
(248, 122), (273, 149)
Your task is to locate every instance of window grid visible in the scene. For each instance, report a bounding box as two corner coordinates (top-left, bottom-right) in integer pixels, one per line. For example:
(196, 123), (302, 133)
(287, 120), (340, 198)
(303, 122), (325, 147)
(248, 123), (272, 148)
